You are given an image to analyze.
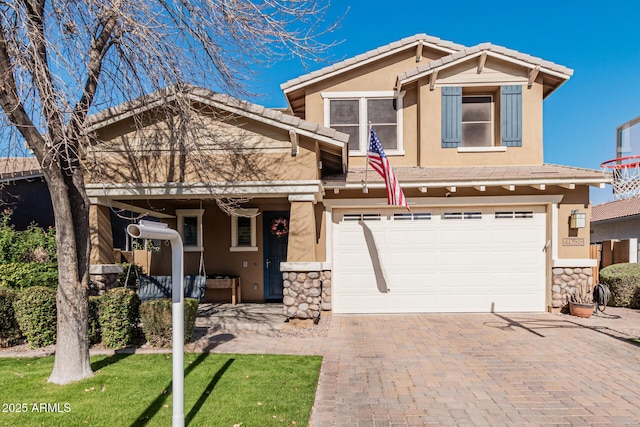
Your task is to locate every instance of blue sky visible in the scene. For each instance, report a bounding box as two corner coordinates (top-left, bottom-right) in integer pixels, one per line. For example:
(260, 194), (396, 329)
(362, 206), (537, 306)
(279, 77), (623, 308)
(247, 0), (640, 205)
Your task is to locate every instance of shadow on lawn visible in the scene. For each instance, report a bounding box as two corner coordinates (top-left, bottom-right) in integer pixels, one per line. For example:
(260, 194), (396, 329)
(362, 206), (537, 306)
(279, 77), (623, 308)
(130, 353), (234, 426)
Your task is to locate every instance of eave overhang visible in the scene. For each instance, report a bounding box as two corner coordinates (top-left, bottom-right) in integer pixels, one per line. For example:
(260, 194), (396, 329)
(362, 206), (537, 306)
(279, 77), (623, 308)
(395, 43), (573, 98)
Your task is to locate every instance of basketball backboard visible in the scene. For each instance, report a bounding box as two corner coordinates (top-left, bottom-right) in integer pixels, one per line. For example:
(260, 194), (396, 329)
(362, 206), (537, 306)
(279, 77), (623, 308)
(617, 115), (640, 158)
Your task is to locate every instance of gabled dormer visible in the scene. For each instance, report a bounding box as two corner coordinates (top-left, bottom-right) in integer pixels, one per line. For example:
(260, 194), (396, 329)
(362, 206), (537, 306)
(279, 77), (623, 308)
(281, 35), (573, 169)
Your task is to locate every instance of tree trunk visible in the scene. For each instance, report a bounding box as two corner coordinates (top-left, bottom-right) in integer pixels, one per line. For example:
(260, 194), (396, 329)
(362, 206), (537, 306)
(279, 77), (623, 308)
(45, 167), (94, 385)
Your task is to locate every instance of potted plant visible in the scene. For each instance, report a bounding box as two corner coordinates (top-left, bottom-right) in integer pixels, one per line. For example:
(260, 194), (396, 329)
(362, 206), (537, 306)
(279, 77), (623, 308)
(569, 282), (596, 318)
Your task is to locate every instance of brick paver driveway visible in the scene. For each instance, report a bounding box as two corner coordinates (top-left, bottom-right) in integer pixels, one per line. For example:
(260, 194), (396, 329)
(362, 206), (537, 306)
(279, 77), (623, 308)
(310, 310), (640, 426)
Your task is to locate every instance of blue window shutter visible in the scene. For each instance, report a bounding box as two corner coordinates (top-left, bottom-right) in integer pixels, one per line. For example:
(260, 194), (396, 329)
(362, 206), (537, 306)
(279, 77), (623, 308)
(501, 85), (522, 147)
(441, 86), (462, 148)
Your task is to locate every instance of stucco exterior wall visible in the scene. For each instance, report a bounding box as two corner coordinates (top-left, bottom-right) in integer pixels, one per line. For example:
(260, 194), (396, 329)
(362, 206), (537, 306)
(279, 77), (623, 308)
(300, 53), (545, 170)
(88, 112), (320, 185)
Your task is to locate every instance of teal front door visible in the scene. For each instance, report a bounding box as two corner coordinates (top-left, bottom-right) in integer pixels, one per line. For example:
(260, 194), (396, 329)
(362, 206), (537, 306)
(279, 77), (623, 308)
(263, 211), (289, 301)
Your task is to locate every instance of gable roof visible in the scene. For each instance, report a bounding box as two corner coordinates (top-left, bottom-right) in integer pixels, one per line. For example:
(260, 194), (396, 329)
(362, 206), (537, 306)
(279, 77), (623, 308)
(86, 85), (349, 172)
(280, 33), (465, 94)
(396, 43), (573, 98)
(591, 196), (640, 222)
(0, 157), (42, 182)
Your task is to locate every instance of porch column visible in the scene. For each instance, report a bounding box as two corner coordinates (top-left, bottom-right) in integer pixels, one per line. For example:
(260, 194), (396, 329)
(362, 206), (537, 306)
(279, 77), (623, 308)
(89, 204), (115, 265)
(286, 196), (317, 262)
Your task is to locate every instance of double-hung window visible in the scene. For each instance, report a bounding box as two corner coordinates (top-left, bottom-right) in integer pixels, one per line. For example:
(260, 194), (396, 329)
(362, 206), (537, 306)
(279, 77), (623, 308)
(176, 209), (204, 252)
(462, 95), (493, 147)
(324, 91), (404, 155)
(442, 85), (522, 149)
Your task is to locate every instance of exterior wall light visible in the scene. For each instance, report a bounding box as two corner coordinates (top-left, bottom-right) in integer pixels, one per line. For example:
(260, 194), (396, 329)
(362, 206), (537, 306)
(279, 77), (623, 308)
(570, 210), (587, 229)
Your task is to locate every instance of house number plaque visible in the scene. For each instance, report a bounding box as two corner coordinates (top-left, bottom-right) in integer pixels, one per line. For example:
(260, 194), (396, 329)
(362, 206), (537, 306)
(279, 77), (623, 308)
(562, 237), (584, 246)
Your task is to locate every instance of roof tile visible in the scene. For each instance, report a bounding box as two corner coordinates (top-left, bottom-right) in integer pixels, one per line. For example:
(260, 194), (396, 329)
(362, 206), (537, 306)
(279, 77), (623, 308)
(591, 197), (640, 222)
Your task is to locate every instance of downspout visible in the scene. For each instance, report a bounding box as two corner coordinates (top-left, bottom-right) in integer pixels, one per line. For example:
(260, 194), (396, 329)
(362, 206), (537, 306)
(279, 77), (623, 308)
(127, 220), (185, 427)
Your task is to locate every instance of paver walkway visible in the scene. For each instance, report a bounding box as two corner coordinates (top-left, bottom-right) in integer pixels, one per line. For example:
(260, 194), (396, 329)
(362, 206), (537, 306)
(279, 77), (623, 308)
(310, 308), (640, 426)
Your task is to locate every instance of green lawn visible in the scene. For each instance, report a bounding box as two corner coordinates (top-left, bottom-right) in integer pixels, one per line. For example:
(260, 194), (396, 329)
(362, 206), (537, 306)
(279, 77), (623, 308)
(0, 353), (322, 427)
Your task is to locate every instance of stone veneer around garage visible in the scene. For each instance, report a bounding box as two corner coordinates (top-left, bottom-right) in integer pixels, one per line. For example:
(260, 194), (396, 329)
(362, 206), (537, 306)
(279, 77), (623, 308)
(551, 267), (594, 309)
(282, 270), (332, 319)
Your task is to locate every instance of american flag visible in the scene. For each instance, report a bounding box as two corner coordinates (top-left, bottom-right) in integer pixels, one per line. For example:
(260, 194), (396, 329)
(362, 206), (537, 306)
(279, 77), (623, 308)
(368, 127), (410, 210)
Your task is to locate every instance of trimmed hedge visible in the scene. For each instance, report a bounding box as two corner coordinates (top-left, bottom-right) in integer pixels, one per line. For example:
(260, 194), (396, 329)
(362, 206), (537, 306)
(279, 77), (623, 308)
(99, 288), (141, 349)
(140, 298), (199, 347)
(599, 263), (640, 308)
(0, 262), (58, 289)
(88, 296), (101, 345)
(13, 286), (57, 348)
(0, 289), (21, 347)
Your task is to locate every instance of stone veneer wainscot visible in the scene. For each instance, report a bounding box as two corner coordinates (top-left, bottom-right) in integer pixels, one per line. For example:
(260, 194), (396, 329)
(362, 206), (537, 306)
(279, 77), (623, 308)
(280, 262), (332, 319)
(551, 267), (594, 309)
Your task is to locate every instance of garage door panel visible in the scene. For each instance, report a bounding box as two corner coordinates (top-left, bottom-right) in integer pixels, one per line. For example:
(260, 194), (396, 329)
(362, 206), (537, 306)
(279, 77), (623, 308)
(440, 228), (487, 242)
(438, 250), (486, 266)
(333, 206), (546, 314)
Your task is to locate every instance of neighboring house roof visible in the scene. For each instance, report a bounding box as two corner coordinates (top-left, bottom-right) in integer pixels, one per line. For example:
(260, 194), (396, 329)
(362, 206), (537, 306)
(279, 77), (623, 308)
(0, 157), (42, 183)
(396, 43), (573, 98)
(591, 196), (640, 222)
(280, 33), (466, 94)
(323, 164), (607, 191)
(86, 85), (349, 173)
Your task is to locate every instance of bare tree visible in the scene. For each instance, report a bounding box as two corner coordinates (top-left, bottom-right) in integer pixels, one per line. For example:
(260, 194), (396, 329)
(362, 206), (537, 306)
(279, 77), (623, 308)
(0, 0), (340, 385)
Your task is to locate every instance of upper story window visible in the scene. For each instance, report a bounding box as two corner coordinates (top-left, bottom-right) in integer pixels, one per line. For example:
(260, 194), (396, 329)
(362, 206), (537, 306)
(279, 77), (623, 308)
(176, 209), (204, 252)
(462, 95), (493, 147)
(442, 85), (522, 150)
(323, 91), (404, 156)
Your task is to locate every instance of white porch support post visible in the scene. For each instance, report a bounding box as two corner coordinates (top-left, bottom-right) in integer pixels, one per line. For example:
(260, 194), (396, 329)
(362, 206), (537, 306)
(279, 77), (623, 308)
(127, 221), (185, 427)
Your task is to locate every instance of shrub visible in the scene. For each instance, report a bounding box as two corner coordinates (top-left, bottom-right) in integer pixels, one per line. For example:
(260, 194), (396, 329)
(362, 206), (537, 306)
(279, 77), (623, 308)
(99, 287), (141, 349)
(0, 213), (56, 264)
(88, 296), (101, 345)
(0, 262), (58, 289)
(117, 263), (146, 288)
(599, 263), (640, 308)
(13, 286), (57, 348)
(0, 289), (21, 347)
(140, 298), (199, 347)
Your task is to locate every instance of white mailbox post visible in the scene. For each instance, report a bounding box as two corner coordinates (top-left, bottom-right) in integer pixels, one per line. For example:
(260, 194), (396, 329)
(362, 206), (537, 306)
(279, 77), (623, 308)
(127, 220), (185, 427)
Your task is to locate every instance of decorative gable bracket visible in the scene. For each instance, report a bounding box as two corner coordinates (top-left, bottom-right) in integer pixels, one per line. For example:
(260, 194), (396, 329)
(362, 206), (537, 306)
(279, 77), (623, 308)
(528, 67), (540, 88)
(289, 129), (299, 156)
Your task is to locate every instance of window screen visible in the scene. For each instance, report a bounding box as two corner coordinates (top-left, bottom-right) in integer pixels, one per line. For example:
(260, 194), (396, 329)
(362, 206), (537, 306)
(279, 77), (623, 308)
(462, 96), (492, 147)
(330, 99), (360, 151)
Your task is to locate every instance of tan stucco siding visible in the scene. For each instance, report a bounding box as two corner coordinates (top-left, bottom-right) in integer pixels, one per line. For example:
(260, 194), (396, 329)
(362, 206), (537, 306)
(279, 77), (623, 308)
(302, 56), (545, 169)
(89, 204), (115, 265)
(287, 201), (317, 262)
(89, 115), (320, 184)
(556, 186), (592, 260)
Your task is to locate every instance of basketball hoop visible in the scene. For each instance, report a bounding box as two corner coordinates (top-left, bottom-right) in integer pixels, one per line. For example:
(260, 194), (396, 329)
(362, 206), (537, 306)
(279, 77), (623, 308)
(601, 155), (640, 200)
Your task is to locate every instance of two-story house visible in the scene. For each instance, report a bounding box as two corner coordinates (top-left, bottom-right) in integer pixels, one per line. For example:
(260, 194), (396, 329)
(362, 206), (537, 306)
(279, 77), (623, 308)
(86, 34), (607, 317)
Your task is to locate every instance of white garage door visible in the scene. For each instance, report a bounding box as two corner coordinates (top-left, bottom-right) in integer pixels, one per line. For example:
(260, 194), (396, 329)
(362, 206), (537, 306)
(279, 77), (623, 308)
(332, 207), (546, 313)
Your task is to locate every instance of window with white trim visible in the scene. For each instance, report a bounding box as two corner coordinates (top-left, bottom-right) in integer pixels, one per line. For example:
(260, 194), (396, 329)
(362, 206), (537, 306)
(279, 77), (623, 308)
(230, 208), (258, 252)
(324, 91), (404, 155)
(176, 209), (204, 252)
(462, 95), (493, 147)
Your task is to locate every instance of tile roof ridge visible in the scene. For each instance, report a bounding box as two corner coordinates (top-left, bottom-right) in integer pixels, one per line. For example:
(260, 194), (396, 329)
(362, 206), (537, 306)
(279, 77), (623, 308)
(86, 85), (349, 143)
(281, 33), (466, 92)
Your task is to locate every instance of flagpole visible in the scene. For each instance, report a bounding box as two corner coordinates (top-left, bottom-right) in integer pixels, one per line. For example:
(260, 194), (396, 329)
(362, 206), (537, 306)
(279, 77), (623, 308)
(363, 122), (371, 193)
